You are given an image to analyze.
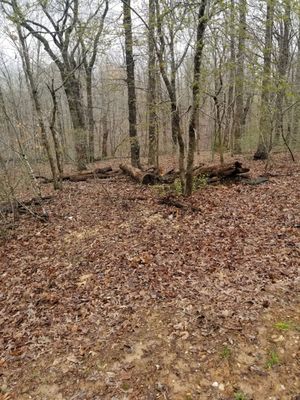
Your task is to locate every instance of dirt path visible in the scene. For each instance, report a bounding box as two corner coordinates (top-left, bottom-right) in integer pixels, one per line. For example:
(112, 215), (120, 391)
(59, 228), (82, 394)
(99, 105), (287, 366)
(0, 158), (299, 399)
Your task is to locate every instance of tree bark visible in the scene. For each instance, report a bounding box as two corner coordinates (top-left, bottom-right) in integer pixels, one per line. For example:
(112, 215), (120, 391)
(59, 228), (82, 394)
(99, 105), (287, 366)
(86, 69), (95, 162)
(63, 72), (88, 170)
(80, 0), (109, 163)
(224, 0), (236, 151)
(102, 110), (109, 158)
(185, 0), (208, 196)
(154, 0), (185, 189)
(274, 0), (291, 145)
(47, 82), (64, 179)
(123, 0), (141, 168)
(232, 0), (247, 154)
(254, 0), (274, 160)
(292, 17), (300, 146)
(120, 163), (158, 185)
(147, 0), (158, 166)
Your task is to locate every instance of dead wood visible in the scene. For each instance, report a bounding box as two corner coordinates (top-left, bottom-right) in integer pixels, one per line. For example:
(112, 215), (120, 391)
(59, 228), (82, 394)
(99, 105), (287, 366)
(0, 195), (52, 220)
(193, 161), (249, 180)
(119, 163), (159, 185)
(94, 166), (113, 174)
(241, 176), (269, 185)
(36, 167), (119, 183)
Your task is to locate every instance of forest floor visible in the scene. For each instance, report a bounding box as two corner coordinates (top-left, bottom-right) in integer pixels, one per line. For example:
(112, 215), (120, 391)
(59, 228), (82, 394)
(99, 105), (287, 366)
(0, 153), (300, 400)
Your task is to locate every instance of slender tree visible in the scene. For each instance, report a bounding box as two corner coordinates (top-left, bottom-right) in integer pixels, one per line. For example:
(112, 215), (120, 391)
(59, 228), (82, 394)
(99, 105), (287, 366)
(254, 0), (274, 160)
(291, 15), (300, 146)
(273, 0), (291, 145)
(17, 26), (60, 189)
(185, 0), (208, 196)
(147, 0), (157, 166)
(80, 0), (109, 162)
(1, 0), (107, 170)
(154, 0), (186, 187)
(123, 0), (140, 168)
(232, 0), (247, 154)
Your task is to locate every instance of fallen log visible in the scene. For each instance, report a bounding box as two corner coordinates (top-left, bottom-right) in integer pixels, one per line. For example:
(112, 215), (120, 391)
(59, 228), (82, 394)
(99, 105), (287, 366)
(119, 164), (159, 185)
(36, 166), (119, 183)
(94, 166), (113, 174)
(68, 170), (120, 182)
(193, 161), (249, 180)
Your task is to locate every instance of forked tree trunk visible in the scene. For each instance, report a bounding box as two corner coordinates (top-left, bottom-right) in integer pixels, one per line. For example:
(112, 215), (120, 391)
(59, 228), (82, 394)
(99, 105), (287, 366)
(123, 0), (141, 168)
(17, 27), (60, 190)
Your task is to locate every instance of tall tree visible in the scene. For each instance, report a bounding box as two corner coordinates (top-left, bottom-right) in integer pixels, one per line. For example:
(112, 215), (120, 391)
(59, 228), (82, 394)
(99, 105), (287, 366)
(79, 0), (109, 162)
(1, 0), (106, 170)
(291, 15), (300, 146)
(147, 0), (157, 166)
(232, 0), (247, 154)
(17, 26), (60, 189)
(224, 0), (236, 150)
(273, 0), (291, 145)
(185, 0), (208, 196)
(154, 0), (186, 187)
(123, 0), (140, 168)
(254, 0), (274, 160)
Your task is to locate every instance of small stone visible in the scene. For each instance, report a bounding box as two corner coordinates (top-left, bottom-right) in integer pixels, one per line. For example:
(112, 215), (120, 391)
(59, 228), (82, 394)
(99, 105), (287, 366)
(273, 335), (284, 342)
(222, 310), (230, 317)
(212, 382), (219, 388)
(219, 383), (225, 391)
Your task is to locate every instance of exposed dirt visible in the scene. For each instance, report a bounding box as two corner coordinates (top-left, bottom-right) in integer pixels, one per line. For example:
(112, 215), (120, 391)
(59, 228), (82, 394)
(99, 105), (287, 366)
(0, 155), (299, 400)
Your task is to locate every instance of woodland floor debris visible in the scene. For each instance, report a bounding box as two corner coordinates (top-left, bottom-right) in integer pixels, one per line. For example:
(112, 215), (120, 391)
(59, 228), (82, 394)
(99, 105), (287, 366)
(0, 154), (299, 400)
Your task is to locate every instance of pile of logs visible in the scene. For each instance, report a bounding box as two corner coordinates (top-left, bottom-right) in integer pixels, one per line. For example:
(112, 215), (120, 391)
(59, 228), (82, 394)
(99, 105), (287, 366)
(119, 161), (250, 185)
(35, 161), (251, 186)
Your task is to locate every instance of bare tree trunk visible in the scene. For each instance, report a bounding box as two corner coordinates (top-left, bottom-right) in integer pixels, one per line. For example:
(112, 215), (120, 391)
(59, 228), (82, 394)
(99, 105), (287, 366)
(232, 0), (247, 154)
(86, 69), (95, 162)
(47, 81), (64, 178)
(254, 0), (274, 160)
(147, 0), (158, 166)
(123, 0), (141, 168)
(102, 111), (109, 158)
(63, 73), (88, 171)
(224, 0), (235, 151)
(155, 0), (185, 188)
(274, 0), (291, 146)
(17, 27), (60, 189)
(80, 0), (108, 163)
(292, 18), (300, 146)
(185, 0), (208, 196)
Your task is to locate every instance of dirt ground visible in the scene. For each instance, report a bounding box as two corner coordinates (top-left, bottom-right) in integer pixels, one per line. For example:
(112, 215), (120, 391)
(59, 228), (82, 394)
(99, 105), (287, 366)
(0, 154), (299, 400)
